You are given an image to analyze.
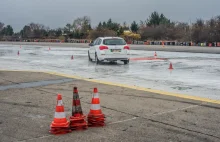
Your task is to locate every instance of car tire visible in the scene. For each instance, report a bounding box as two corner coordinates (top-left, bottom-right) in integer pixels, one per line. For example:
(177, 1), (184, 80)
(124, 59), (129, 65)
(110, 61), (116, 64)
(88, 51), (92, 61)
(95, 53), (100, 64)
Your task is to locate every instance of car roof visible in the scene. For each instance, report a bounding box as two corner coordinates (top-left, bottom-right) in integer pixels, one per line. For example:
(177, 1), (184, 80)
(100, 37), (123, 40)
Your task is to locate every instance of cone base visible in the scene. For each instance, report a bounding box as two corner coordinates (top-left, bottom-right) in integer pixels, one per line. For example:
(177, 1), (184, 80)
(49, 127), (71, 135)
(87, 113), (105, 127)
(70, 122), (88, 130)
(69, 115), (88, 130)
(71, 126), (88, 130)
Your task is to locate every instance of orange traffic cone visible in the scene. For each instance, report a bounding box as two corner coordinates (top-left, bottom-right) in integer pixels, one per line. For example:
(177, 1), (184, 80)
(154, 52), (157, 59)
(87, 88), (105, 127)
(69, 87), (87, 130)
(49, 47), (51, 51)
(17, 51), (20, 56)
(71, 55), (74, 60)
(49, 94), (71, 135)
(168, 62), (173, 70)
(162, 41), (165, 47)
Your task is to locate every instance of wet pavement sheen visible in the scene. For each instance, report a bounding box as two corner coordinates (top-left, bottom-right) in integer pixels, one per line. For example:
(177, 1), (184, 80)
(0, 44), (219, 100)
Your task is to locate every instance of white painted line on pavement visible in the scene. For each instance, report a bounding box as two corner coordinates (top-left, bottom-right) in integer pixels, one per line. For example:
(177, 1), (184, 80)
(108, 117), (138, 125)
(150, 104), (200, 116)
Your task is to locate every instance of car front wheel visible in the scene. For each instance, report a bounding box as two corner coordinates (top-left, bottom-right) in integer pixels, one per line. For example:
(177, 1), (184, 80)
(88, 51), (92, 61)
(95, 53), (100, 64)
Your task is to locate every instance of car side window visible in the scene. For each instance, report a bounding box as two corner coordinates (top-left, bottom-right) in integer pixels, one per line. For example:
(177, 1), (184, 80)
(93, 39), (97, 45)
(97, 39), (102, 45)
(94, 38), (99, 45)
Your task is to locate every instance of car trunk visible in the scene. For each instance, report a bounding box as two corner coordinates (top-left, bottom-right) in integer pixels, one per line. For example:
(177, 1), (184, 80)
(104, 45), (127, 55)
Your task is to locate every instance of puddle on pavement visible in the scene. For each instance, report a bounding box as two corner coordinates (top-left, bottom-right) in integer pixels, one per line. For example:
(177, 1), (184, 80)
(172, 86), (192, 90)
(0, 50), (13, 56)
(29, 53), (37, 56)
(0, 78), (74, 91)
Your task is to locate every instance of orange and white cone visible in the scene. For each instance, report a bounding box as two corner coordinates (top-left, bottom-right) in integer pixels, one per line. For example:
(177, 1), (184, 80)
(69, 87), (87, 130)
(49, 94), (71, 135)
(162, 42), (165, 47)
(87, 88), (105, 127)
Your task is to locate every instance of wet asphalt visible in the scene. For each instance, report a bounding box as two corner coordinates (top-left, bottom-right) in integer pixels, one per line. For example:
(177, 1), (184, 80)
(0, 44), (219, 100)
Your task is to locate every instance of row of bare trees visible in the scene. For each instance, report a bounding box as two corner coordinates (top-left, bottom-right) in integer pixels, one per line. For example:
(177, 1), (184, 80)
(191, 17), (220, 43)
(1, 12), (220, 43)
(138, 12), (220, 43)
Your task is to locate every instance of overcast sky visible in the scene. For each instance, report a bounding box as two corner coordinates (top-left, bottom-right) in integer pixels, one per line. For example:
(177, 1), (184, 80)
(1, 0), (220, 32)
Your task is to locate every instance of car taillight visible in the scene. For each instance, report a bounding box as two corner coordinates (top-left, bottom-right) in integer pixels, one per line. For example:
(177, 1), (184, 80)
(99, 46), (108, 50)
(124, 46), (130, 50)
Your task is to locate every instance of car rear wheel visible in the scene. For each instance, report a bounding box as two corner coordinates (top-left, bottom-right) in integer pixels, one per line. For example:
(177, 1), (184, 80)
(123, 59), (129, 65)
(88, 51), (92, 61)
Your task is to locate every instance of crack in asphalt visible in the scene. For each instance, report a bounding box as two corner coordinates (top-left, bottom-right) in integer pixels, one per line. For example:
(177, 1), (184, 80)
(0, 78), (75, 91)
(0, 101), (39, 108)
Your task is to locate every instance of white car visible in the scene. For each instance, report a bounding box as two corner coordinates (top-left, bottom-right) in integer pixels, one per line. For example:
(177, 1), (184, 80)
(88, 37), (130, 64)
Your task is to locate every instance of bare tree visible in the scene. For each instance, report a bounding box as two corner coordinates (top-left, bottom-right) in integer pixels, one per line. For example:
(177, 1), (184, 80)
(20, 25), (32, 38)
(64, 23), (72, 33)
(20, 23), (48, 39)
(139, 20), (147, 29)
(172, 22), (190, 41)
(192, 19), (207, 43)
(88, 29), (116, 40)
(140, 26), (165, 40)
(72, 16), (91, 38)
(121, 21), (129, 30)
(72, 16), (90, 31)
(0, 22), (4, 31)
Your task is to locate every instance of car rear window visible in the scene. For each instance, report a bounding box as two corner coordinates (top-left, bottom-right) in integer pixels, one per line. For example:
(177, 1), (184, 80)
(103, 39), (126, 45)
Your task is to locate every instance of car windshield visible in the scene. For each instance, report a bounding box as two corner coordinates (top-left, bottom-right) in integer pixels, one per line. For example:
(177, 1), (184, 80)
(103, 39), (126, 45)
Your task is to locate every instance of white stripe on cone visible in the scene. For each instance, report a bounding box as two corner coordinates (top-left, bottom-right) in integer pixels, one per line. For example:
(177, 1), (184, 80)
(54, 112), (66, 118)
(93, 93), (99, 98)
(90, 104), (101, 110)
(57, 100), (63, 106)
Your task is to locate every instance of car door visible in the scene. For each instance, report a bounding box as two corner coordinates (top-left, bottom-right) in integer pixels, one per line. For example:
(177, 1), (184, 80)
(90, 38), (99, 59)
(89, 39), (96, 59)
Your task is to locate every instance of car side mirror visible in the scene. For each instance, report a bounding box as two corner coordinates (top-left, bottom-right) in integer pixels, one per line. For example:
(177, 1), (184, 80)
(89, 43), (94, 46)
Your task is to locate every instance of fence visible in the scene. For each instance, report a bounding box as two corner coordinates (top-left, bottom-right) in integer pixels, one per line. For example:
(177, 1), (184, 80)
(2, 38), (220, 47)
(126, 40), (220, 47)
